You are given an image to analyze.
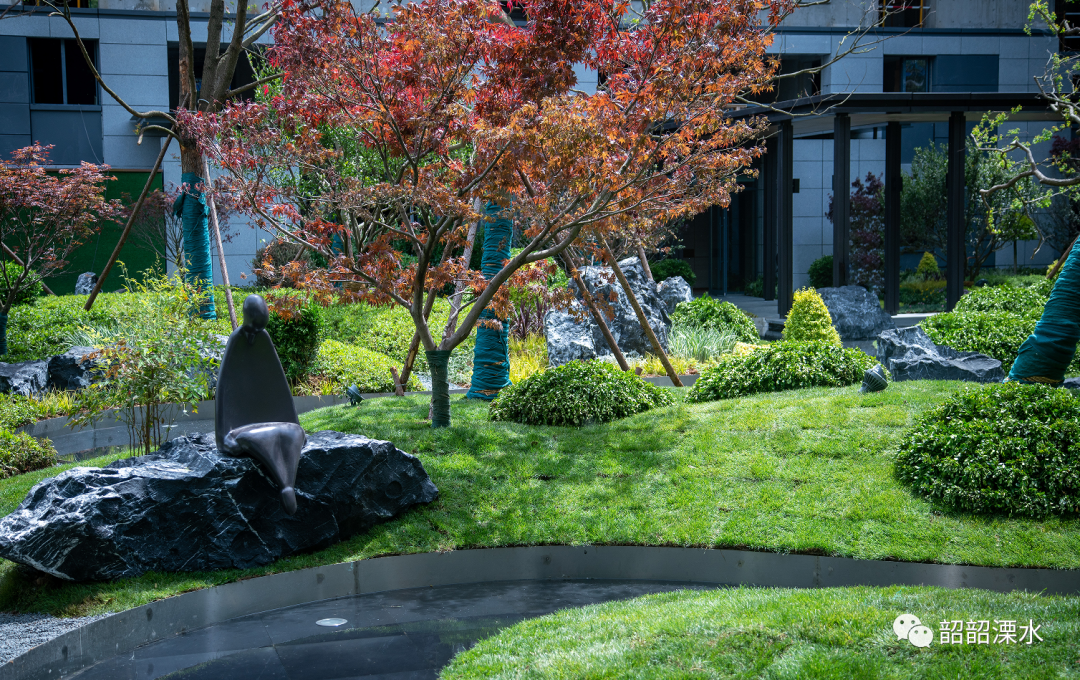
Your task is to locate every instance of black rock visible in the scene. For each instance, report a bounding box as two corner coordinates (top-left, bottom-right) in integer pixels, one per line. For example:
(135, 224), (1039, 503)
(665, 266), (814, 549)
(0, 431), (438, 581)
(877, 327), (1005, 383)
(0, 359), (48, 397)
(47, 346), (101, 391)
(816, 286), (895, 340)
(74, 272), (97, 296)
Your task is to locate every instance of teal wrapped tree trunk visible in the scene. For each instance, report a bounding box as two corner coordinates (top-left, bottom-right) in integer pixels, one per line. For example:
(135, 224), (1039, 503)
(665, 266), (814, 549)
(172, 172), (217, 319)
(1008, 244), (1080, 384)
(466, 203), (513, 400)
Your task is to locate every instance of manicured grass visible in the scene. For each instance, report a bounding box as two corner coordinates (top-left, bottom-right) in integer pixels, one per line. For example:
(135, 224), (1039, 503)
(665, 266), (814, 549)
(1, 381), (1078, 618)
(442, 586), (1080, 679)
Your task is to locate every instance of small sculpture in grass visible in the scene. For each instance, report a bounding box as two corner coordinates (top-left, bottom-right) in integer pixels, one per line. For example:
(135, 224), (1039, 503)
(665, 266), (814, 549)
(782, 288), (841, 346)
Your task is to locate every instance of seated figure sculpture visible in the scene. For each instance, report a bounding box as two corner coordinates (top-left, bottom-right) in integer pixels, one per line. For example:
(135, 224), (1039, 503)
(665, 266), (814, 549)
(216, 294), (306, 514)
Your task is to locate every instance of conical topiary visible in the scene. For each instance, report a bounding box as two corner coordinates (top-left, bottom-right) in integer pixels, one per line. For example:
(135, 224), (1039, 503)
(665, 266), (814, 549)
(916, 252), (940, 280)
(782, 287), (841, 346)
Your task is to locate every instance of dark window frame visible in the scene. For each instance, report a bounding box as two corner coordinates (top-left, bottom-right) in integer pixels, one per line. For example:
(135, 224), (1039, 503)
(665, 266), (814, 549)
(883, 55), (932, 93)
(28, 38), (100, 107)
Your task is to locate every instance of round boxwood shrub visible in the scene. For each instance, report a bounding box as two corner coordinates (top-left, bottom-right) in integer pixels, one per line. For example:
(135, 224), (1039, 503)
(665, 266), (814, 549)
(315, 339), (421, 393)
(685, 340), (878, 402)
(649, 259), (696, 286)
(953, 283), (1047, 317)
(670, 297), (757, 344)
(807, 254), (833, 289)
(489, 360), (674, 426)
(0, 429), (56, 479)
(782, 288), (840, 346)
(895, 382), (1080, 517)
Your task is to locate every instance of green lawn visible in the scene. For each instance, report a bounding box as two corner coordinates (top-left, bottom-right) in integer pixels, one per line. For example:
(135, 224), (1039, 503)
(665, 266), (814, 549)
(1, 381), (1078, 618)
(442, 586), (1080, 679)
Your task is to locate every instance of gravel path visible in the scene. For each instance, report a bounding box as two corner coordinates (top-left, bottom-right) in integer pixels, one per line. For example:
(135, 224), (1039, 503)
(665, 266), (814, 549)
(0, 612), (109, 664)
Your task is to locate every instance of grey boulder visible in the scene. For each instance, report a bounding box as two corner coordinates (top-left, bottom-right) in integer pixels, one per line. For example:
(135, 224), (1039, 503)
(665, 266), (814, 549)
(74, 272), (97, 296)
(546, 257), (668, 367)
(47, 346), (101, 391)
(877, 327), (1005, 383)
(816, 286), (895, 340)
(0, 360), (49, 397)
(544, 303), (599, 366)
(0, 431), (438, 581)
(657, 276), (693, 315)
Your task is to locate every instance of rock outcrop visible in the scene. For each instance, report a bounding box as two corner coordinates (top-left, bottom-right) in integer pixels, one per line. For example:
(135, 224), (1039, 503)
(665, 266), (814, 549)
(0, 431), (438, 581)
(657, 276), (693, 315)
(47, 346), (100, 391)
(74, 272), (97, 296)
(545, 257), (669, 367)
(816, 286), (895, 340)
(0, 360), (49, 397)
(877, 327), (1005, 383)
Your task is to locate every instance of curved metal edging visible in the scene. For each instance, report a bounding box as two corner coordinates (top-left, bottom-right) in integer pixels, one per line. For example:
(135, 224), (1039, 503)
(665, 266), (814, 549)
(3, 545), (1078, 680)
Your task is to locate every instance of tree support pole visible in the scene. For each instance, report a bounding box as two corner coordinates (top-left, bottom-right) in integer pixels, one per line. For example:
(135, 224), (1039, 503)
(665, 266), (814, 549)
(600, 236), (682, 387)
(561, 250), (630, 371)
(85, 135), (172, 310)
(204, 159), (237, 331)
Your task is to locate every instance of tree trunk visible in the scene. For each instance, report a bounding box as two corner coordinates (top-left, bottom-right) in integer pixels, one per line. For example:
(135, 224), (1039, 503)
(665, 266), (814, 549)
(601, 238), (683, 387)
(466, 203), (513, 400)
(561, 250), (629, 371)
(205, 158), (237, 330)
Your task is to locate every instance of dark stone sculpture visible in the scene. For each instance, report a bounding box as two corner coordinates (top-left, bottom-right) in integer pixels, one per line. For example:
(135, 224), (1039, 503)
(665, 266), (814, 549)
(0, 432), (439, 581)
(216, 295), (305, 514)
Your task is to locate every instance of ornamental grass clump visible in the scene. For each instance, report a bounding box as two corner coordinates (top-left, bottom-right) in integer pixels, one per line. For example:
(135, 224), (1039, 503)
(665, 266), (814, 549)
(895, 382), (1080, 517)
(685, 341), (878, 402)
(489, 360), (674, 426)
(782, 288), (841, 346)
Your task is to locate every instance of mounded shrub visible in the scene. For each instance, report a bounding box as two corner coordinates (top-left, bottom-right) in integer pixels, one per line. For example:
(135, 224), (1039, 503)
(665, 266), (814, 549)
(685, 341), (878, 402)
(0, 263), (43, 307)
(266, 303), (321, 383)
(782, 288), (840, 346)
(895, 382), (1080, 517)
(916, 251), (941, 279)
(0, 429), (56, 479)
(670, 297), (757, 344)
(319, 300), (457, 373)
(650, 259), (696, 286)
(952, 283), (1047, 317)
(489, 360), (674, 426)
(315, 340), (421, 393)
(807, 254), (833, 289)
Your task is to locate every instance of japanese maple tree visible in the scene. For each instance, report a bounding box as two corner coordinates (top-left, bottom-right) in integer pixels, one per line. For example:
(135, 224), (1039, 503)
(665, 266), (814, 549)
(0, 144), (123, 353)
(185, 0), (790, 426)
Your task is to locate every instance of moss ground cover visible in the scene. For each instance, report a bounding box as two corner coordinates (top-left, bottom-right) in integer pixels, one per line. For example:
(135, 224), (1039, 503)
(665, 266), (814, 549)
(1, 381), (1078, 618)
(443, 586), (1080, 679)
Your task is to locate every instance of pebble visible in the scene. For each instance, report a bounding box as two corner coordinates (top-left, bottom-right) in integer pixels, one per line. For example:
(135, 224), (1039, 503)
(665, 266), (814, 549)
(0, 611), (108, 664)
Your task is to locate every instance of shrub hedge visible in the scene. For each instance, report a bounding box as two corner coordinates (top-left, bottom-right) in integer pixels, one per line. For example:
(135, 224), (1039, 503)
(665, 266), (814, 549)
(489, 360), (674, 426)
(807, 255), (833, 289)
(670, 297), (758, 344)
(0, 430), (56, 480)
(919, 281), (1074, 373)
(319, 300), (459, 373)
(266, 303), (321, 384)
(895, 382), (1080, 517)
(315, 340), (421, 393)
(686, 341), (878, 402)
(649, 259), (696, 286)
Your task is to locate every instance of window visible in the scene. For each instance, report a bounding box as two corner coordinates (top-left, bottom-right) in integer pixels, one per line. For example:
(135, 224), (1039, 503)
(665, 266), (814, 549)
(29, 38), (98, 105)
(880, 0), (926, 28)
(1056, 0), (1080, 52)
(884, 55), (930, 92)
(22, 0), (91, 7)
